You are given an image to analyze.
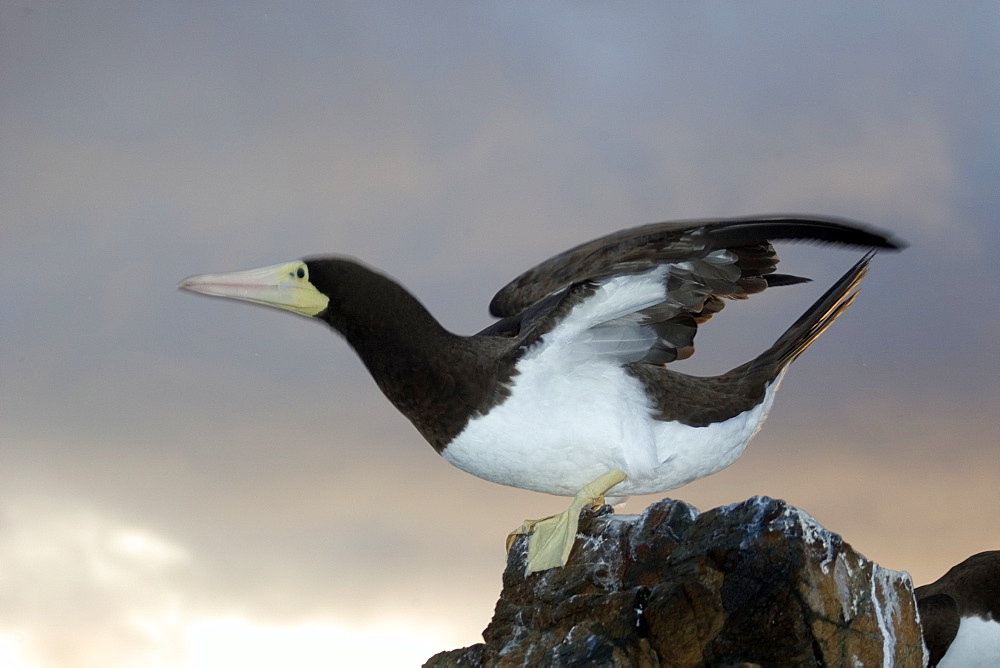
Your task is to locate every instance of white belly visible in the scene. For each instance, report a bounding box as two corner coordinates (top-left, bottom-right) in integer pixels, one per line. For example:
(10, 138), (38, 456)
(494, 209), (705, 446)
(442, 350), (781, 497)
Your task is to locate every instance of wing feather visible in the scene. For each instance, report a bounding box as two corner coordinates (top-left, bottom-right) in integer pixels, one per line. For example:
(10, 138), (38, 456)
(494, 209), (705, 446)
(489, 214), (901, 318)
(481, 215), (902, 366)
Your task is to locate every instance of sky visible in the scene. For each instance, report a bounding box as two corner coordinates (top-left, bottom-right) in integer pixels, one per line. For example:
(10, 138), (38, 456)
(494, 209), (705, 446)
(1, 1), (998, 666)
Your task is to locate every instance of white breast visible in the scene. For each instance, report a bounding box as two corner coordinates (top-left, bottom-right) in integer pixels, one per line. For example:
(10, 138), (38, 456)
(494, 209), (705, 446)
(443, 270), (783, 496)
(937, 616), (1000, 668)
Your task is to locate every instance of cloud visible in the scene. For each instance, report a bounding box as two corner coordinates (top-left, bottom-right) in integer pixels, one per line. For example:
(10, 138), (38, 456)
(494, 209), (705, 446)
(0, 491), (482, 668)
(0, 498), (193, 668)
(181, 617), (458, 668)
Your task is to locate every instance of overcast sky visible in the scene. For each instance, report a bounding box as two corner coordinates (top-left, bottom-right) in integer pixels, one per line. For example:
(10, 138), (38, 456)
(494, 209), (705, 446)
(2, 2), (999, 666)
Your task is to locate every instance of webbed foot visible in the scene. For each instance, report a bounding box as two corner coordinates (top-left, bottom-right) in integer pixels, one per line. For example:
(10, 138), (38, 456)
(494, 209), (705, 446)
(507, 469), (627, 574)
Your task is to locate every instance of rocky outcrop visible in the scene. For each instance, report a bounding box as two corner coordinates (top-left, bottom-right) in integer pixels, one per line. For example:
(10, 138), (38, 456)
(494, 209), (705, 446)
(426, 496), (927, 667)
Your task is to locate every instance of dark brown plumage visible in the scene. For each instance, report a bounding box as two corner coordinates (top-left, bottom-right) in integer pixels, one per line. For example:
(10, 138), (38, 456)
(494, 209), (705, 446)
(916, 551), (1000, 666)
(489, 215), (898, 317)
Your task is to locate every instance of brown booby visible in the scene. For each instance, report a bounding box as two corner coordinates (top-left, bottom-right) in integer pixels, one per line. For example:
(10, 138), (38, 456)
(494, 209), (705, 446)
(916, 551), (1000, 667)
(179, 215), (903, 573)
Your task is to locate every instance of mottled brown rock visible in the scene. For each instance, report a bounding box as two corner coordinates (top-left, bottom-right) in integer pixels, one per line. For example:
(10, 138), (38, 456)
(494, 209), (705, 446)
(426, 496), (926, 667)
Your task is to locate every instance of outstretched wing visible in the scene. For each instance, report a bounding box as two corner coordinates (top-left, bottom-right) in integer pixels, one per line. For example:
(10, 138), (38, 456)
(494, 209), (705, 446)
(481, 215), (901, 364)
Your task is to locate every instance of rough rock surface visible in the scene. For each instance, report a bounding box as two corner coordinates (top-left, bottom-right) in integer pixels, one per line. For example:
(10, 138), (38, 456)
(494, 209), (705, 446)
(426, 496), (926, 667)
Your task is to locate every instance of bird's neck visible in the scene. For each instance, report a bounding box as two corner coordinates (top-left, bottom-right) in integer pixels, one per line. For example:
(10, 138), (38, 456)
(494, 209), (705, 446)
(317, 261), (494, 451)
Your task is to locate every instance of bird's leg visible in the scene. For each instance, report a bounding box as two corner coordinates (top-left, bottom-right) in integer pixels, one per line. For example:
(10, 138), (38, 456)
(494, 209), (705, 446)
(506, 468), (627, 575)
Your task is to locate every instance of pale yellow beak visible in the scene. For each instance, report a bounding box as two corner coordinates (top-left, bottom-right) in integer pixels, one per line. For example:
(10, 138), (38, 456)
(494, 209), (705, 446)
(178, 261), (329, 317)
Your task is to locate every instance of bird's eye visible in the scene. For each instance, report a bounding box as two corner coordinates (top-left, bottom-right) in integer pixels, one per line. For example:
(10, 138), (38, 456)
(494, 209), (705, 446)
(296, 266), (306, 279)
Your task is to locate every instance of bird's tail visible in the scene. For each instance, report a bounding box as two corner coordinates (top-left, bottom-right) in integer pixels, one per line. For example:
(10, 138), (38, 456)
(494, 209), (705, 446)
(741, 251), (875, 380)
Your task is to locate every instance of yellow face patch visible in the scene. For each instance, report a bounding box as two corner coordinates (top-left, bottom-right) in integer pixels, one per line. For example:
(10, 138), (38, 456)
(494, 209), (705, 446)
(178, 261), (329, 317)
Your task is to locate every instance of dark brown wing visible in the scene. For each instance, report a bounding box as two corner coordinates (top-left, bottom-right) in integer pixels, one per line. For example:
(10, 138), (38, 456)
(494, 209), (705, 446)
(489, 215), (901, 318)
(481, 215), (902, 365)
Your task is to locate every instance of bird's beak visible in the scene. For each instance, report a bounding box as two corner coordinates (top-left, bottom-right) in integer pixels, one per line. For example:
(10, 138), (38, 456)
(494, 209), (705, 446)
(178, 261), (329, 317)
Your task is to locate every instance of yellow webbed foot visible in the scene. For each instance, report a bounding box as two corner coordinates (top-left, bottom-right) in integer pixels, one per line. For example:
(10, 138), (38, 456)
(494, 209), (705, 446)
(508, 469), (627, 574)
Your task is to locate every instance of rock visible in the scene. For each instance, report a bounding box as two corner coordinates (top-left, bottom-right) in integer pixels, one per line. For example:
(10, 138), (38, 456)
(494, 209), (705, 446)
(426, 496), (926, 667)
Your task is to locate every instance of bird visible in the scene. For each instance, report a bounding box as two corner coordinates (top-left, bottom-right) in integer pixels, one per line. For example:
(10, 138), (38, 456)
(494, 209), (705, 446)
(915, 551), (1000, 667)
(179, 215), (903, 574)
